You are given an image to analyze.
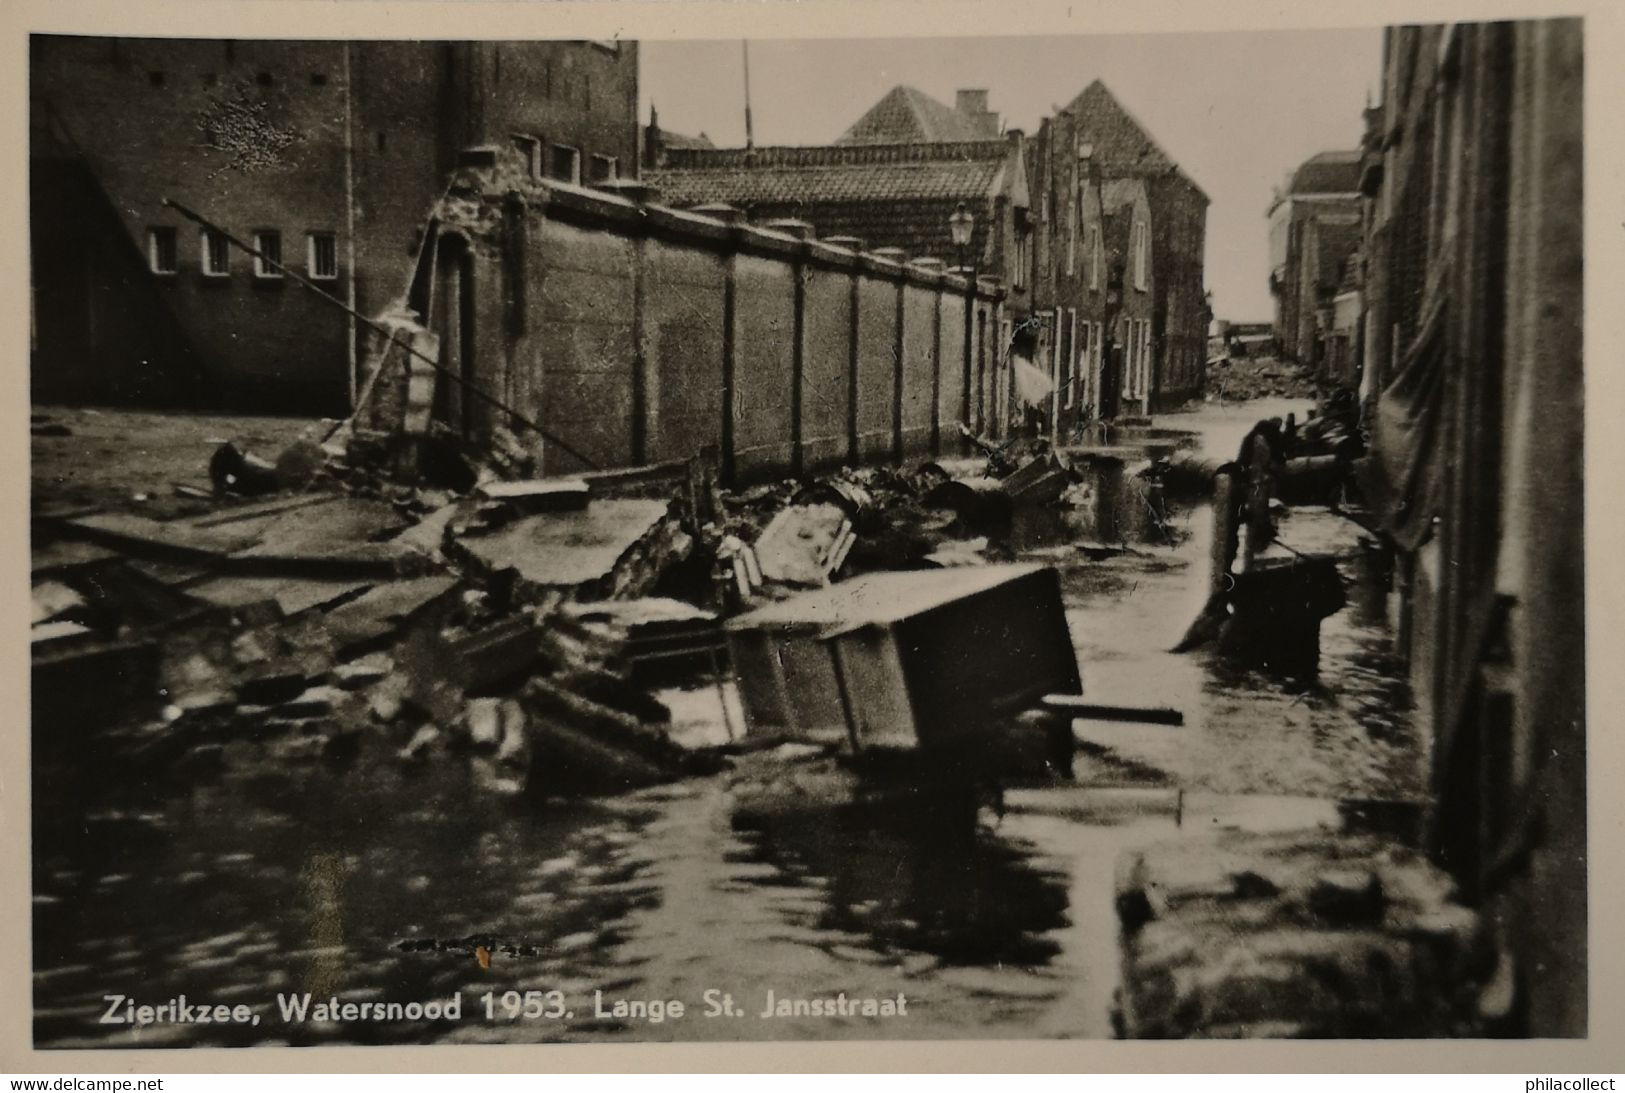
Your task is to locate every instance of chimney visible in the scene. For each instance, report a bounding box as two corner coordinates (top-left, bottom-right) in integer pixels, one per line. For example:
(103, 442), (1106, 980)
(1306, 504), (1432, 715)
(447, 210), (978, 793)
(956, 89), (999, 139)
(956, 89), (989, 116)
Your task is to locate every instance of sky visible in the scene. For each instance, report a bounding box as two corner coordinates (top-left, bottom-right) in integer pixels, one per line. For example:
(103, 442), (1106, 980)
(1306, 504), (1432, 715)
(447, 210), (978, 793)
(640, 30), (1382, 322)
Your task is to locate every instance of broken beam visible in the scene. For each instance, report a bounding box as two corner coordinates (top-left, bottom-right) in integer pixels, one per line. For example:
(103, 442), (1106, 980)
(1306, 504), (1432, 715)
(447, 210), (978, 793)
(1041, 695), (1185, 726)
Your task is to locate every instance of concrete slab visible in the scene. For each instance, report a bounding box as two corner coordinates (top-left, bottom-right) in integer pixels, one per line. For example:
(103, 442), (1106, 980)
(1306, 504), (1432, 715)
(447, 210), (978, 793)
(232, 497), (407, 558)
(188, 575), (373, 617)
(456, 499), (670, 590)
(320, 575), (461, 652)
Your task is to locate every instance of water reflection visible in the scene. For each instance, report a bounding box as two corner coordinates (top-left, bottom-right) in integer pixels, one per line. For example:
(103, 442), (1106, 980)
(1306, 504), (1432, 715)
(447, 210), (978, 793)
(732, 799), (1070, 968)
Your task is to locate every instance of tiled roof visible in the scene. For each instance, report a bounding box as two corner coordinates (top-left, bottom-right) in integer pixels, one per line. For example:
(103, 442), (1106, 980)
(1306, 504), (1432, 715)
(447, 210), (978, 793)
(1059, 81), (1166, 169)
(656, 127), (714, 150)
(836, 85), (999, 145)
(1055, 80), (1207, 202)
(1290, 150), (1362, 195)
(647, 141), (1010, 262)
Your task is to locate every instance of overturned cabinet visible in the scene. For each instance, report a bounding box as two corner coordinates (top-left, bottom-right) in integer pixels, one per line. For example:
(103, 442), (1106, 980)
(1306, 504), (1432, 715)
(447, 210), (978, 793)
(725, 564), (1080, 755)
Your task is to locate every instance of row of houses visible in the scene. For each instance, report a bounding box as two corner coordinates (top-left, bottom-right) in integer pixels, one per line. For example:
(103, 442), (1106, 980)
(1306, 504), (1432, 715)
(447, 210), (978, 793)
(646, 80), (1211, 429)
(1321, 19), (1584, 1035)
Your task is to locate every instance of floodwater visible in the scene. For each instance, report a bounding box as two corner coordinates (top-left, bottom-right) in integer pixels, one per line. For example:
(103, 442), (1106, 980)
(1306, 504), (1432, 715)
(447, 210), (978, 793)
(32, 398), (1424, 1049)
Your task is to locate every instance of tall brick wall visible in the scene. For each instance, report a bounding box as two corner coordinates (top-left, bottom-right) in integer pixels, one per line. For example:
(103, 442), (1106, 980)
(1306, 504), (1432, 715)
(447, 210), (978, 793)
(438, 178), (1005, 483)
(731, 253), (798, 477)
(641, 238), (726, 464)
(853, 269), (900, 463)
(530, 216), (639, 470)
(901, 284), (940, 456)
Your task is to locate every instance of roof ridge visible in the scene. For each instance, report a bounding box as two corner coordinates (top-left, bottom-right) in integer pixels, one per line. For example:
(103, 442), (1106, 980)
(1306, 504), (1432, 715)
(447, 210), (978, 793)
(659, 139), (1010, 170)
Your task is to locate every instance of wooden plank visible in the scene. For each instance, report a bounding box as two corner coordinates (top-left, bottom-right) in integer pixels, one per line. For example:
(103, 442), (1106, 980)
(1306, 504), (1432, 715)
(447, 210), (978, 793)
(1042, 694), (1185, 726)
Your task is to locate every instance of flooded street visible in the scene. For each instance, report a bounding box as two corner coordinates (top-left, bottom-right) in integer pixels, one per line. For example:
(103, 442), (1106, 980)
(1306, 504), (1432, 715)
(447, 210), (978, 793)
(32, 398), (1424, 1049)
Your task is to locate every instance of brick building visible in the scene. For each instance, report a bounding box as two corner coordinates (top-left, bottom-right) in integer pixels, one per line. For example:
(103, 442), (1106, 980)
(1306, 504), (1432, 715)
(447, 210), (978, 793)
(1028, 80), (1210, 417)
(30, 36), (639, 413)
(1266, 148), (1362, 365)
(1295, 213), (1363, 378)
(1027, 172), (1155, 430)
(1358, 19), (1584, 1036)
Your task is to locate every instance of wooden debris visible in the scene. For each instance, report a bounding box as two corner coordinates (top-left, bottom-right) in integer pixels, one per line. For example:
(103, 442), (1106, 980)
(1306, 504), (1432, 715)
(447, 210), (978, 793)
(32, 581), (87, 625)
(753, 503), (853, 587)
(476, 477), (591, 512)
(1041, 695), (1185, 726)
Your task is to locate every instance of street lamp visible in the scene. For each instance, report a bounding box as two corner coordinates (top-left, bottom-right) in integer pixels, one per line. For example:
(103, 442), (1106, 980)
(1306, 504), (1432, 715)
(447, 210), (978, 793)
(948, 202), (977, 439)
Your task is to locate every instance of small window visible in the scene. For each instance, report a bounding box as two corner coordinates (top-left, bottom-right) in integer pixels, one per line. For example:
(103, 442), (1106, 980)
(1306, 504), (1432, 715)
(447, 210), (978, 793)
(307, 232), (338, 280)
(1064, 308), (1077, 408)
(1066, 203), (1077, 277)
(147, 227), (177, 275)
(252, 230), (282, 279)
(512, 135), (541, 180)
(589, 154), (618, 183)
(201, 229), (230, 277)
(256, 71), (273, 87)
(310, 72), (327, 87)
(1133, 221), (1149, 291)
(548, 144), (581, 184)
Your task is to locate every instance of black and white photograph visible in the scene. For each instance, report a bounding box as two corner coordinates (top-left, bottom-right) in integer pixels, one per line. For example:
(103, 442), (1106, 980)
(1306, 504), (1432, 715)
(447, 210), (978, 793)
(16, 2), (1598, 1064)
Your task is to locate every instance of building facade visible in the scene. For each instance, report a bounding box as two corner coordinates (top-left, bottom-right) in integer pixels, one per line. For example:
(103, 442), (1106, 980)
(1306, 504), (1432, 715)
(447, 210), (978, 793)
(1294, 213), (1364, 378)
(1028, 170), (1156, 430)
(30, 36), (639, 413)
(1266, 149), (1362, 366)
(1358, 19), (1584, 1036)
(1028, 81), (1209, 419)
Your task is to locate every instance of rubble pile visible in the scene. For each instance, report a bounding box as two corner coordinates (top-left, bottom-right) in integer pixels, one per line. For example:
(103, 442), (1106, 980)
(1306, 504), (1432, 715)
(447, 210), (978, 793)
(1205, 354), (1322, 402)
(31, 407), (714, 799)
(1114, 830), (1492, 1037)
(31, 325), (1199, 808)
